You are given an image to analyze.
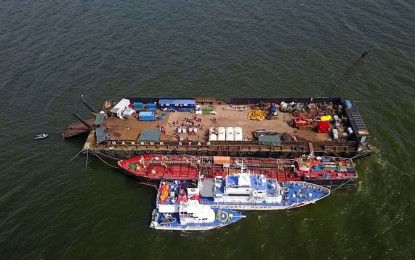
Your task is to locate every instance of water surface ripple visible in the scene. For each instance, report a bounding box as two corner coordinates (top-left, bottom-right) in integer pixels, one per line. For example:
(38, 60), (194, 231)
(0, 0), (414, 258)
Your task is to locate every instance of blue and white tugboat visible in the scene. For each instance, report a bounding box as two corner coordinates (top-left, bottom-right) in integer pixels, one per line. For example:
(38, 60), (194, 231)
(150, 199), (245, 231)
(155, 161), (331, 211)
(198, 163), (331, 210)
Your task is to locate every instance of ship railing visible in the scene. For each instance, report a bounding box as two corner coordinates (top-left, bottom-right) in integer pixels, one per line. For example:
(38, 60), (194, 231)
(95, 140), (363, 156)
(158, 222), (213, 228)
(158, 222), (176, 227)
(204, 201), (276, 206)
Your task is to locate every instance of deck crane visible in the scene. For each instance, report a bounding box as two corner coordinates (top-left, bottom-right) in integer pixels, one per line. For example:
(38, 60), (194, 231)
(72, 113), (92, 130)
(334, 51), (369, 89)
(80, 94), (98, 115)
(330, 51), (371, 156)
(61, 95), (96, 138)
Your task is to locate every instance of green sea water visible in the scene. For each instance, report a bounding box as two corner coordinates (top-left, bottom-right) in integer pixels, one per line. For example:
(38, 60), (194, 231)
(1, 0), (414, 259)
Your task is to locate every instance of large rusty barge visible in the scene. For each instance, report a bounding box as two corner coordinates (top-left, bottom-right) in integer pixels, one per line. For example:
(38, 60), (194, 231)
(69, 96), (371, 159)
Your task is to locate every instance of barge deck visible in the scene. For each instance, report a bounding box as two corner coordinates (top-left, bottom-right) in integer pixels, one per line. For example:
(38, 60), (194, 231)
(70, 97), (371, 159)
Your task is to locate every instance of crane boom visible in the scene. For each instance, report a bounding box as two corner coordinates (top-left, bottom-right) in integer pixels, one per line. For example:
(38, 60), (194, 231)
(80, 94), (98, 114)
(334, 51), (369, 89)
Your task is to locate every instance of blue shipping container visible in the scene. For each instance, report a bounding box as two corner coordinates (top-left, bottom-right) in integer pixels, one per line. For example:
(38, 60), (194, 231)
(133, 102), (144, 109)
(139, 111), (156, 121)
(344, 100), (352, 109)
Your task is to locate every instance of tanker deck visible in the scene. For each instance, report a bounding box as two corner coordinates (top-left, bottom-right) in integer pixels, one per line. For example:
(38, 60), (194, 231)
(78, 97), (371, 159)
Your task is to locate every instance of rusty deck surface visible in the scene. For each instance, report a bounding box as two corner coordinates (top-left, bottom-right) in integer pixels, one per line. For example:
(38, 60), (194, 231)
(72, 97), (372, 158)
(62, 120), (93, 138)
(98, 103), (335, 143)
(62, 126), (89, 139)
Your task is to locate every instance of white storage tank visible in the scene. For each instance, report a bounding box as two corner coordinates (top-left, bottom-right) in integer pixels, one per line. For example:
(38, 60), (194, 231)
(234, 127), (243, 141)
(332, 129), (339, 140)
(226, 127), (234, 141)
(217, 127), (226, 141)
(177, 128), (182, 133)
(209, 133), (217, 141)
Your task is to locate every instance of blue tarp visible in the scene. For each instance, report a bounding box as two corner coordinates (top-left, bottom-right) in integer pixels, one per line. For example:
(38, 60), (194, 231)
(258, 135), (282, 145)
(94, 112), (106, 125)
(138, 129), (161, 141)
(95, 127), (106, 144)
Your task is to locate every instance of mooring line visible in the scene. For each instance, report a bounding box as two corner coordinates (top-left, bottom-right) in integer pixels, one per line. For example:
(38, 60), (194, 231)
(330, 178), (356, 192)
(69, 149), (84, 162)
(90, 150), (121, 169)
(93, 150), (122, 161)
(368, 151), (412, 177)
(85, 150), (89, 168)
(341, 149), (412, 178)
(351, 150), (371, 160)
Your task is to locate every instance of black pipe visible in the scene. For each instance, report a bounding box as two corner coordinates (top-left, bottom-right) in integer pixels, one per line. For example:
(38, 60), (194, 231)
(72, 113), (92, 130)
(80, 95), (98, 114)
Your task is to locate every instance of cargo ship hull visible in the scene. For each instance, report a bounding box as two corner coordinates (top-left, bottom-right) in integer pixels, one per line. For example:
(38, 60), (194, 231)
(118, 154), (358, 188)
